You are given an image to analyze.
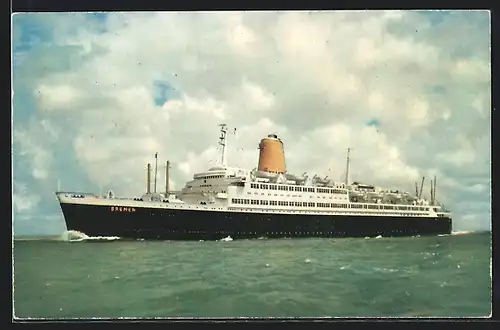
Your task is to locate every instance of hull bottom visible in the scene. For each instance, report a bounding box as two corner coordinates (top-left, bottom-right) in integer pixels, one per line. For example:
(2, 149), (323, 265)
(60, 203), (452, 241)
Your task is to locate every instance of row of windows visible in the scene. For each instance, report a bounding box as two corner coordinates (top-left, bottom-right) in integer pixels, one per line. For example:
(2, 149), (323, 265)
(231, 198), (428, 211)
(317, 188), (337, 194)
(70, 194), (85, 198)
(278, 201), (315, 207)
(195, 175), (225, 180)
(195, 184), (226, 193)
(235, 199), (324, 207)
(249, 183), (347, 194)
(247, 191), (348, 201)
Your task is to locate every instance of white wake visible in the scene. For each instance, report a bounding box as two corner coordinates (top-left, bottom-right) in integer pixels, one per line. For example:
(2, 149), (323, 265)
(451, 230), (475, 236)
(438, 230), (478, 237)
(63, 230), (121, 242)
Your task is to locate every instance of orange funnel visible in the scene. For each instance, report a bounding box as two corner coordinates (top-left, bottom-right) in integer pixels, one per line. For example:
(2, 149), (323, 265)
(258, 134), (286, 174)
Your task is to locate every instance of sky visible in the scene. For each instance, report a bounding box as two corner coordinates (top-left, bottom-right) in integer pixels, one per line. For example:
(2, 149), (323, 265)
(11, 10), (491, 236)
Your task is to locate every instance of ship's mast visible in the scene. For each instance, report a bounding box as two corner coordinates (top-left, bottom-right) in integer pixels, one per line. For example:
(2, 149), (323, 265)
(147, 163), (151, 194)
(419, 176), (425, 199)
(154, 152), (158, 193)
(218, 124), (228, 167)
(430, 179), (434, 205)
(345, 147), (351, 186)
(165, 160), (170, 196)
(434, 175), (438, 205)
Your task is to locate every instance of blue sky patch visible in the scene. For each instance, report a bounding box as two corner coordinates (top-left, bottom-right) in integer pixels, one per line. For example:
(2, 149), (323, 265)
(12, 14), (54, 51)
(419, 11), (451, 25)
(153, 80), (180, 106)
(366, 119), (380, 127)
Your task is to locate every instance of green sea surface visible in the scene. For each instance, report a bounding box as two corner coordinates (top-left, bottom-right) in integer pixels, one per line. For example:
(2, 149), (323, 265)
(13, 232), (491, 319)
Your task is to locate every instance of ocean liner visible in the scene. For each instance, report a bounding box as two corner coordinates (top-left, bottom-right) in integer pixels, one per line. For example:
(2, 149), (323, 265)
(56, 124), (452, 240)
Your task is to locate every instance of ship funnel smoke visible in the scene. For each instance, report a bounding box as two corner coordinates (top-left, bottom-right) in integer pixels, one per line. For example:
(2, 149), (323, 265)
(257, 134), (286, 174)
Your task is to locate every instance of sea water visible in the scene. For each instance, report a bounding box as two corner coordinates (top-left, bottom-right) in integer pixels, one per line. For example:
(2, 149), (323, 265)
(12, 231), (491, 319)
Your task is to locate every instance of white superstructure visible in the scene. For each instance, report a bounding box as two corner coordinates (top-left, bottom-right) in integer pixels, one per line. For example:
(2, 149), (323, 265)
(172, 124), (451, 219)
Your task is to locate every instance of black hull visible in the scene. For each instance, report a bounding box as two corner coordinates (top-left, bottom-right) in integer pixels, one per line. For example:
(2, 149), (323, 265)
(60, 203), (452, 241)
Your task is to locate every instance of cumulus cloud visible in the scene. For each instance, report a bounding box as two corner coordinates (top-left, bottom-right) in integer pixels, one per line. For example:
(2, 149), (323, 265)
(12, 10), (491, 234)
(13, 119), (57, 181)
(13, 182), (41, 213)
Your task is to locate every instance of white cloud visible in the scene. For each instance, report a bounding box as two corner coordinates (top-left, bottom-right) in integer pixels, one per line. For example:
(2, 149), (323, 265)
(13, 182), (41, 213)
(35, 84), (83, 111)
(226, 17), (258, 56)
(464, 183), (488, 194)
(13, 120), (55, 182)
(242, 81), (275, 110)
(12, 10), (491, 233)
(454, 59), (489, 80)
(285, 124), (421, 190)
(438, 148), (476, 167)
(32, 168), (48, 180)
